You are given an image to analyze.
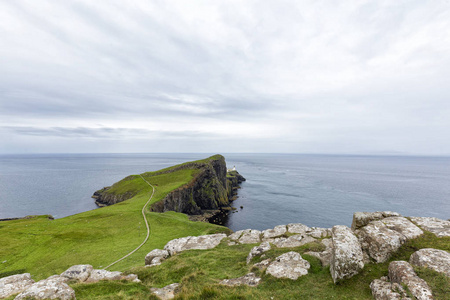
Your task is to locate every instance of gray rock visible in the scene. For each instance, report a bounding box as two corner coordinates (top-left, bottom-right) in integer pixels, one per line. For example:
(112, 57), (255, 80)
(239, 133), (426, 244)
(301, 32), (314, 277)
(357, 221), (406, 263)
(287, 223), (311, 234)
(0, 273), (35, 299)
(219, 273), (261, 287)
(164, 234), (226, 255)
(86, 270), (122, 282)
(308, 227), (331, 238)
(253, 259), (272, 270)
(15, 276), (75, 300)
(351, 211), (401, 230)
(410, 217), (450, 237)
(330, 225), (365, 283)
(370, 278), (411, 300)
(410, 248), (450, 277)
(246, 242), (271, 264)
(85, 269), (140, 283)
(389, 261), (433, 300)
(60, 264), (93, 282)
(145, 249), (170, 266)
(228, 229), (247, 241)
(151, 283), (180, 300)
(382, 217), (423, 240)
(262, 225), (287, 239)
(272, 235), (316, 248)
(266, 251), (310, 280)
(238, 230), (262, 244)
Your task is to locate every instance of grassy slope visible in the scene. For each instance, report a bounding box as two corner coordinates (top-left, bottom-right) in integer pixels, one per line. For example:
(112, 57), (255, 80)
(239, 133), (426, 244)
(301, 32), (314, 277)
(72, 231), (449, 300)
(0, 156), (229, 281)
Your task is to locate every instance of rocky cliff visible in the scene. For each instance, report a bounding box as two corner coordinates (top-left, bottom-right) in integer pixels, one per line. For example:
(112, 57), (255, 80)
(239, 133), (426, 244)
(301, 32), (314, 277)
(92, 175), (138, 207)
(92, 155), (245, 216)
(150, 155), (246, 215)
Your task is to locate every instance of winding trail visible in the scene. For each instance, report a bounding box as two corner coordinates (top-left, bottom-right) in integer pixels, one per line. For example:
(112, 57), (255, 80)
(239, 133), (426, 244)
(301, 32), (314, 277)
(103, 174), (155, 270)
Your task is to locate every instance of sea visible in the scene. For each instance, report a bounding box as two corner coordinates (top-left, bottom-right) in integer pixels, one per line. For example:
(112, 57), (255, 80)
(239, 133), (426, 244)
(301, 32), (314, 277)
(0, 153), (449, 231)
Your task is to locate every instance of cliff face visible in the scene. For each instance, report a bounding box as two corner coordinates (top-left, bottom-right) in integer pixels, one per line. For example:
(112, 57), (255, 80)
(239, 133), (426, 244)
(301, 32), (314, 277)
(92, 155), (245, 216)
(150, 156), (246, 215)
(92, 175), (138, 207)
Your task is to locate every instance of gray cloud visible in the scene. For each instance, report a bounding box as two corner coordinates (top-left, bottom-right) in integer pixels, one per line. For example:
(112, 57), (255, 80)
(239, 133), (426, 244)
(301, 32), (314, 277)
(2, 126), (213, 140)
(1, 0), (450, 154)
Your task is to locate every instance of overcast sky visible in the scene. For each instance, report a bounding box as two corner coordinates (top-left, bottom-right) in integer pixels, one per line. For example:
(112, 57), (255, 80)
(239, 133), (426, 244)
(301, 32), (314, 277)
(1, 0), (450, 155)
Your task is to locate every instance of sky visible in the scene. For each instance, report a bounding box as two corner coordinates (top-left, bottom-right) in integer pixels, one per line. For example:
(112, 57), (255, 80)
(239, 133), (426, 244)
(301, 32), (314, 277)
(1, 0), (450, 155)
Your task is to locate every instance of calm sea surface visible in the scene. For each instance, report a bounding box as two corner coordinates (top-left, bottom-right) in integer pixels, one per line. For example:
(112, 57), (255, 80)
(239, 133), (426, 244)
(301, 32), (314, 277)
(0, 153), (449, 231)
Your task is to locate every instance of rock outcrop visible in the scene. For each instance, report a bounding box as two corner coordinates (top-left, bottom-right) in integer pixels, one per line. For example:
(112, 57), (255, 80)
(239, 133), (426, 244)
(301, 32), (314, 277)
(370, 277), (411, 300)
(219, 273), (261, 287)
(351, 211), (401, 230)
(61, 264), (94, 282)
(357, 216), (423, 263)
(266, 251), (310, 280)
(388, 261), (434, 300)
(409, 217), (450, 237)
(246, 242), (271, 264)
(330, 225), (365, 283)
(270, 235), (316, 248)
(409, 248), (450, 277)
(163, 233), (227, 256)
(262, 225), (287, 239)
(15, 275), (75, 300)
(60, 264), (140, 283)
(145, 249), (170, 267)
(0, 273), (35, 299)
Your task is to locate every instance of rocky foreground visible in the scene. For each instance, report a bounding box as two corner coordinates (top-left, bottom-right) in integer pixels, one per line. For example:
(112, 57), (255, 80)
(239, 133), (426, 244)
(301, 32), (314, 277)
(1, 212), (449, 299)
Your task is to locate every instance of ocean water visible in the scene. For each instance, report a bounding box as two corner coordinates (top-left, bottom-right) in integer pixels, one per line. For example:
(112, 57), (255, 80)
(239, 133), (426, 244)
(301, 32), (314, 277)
(0, 153), (449, 231)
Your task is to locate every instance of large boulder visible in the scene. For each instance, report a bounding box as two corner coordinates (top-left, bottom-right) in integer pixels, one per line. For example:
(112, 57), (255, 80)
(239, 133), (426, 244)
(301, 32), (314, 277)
(409, 248), (450, 277)
(0, 273), (35, 299)
(246, 242), (271, 264)
(164, 234), (226, 255)
(287, 223), (311, 235)
(60, 264), (93, 282)
(15, 275), (75, 300)
(308, 227), (331, 238)
(357, 221), (406, 263)
(351, 211), (401, 230)
(409, 217), (450, 237)
(271, 235), (316, 248)
(150, 283), (180, 300)
(389, 261), (433, 300)
(330, 225), (365, 283)
(238, 230), (262, 244)
(370, 277), (410, 300)
(145, 249), (170, 266)
(266, 251), (310, 280)
(262, 225), (287, 239)
(219, 273), (261, 287)
(382, 217), (423, 240)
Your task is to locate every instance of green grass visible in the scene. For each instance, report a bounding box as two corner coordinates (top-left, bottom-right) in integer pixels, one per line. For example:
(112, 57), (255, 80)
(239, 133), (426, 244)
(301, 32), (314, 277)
(0, 156), (229, 282)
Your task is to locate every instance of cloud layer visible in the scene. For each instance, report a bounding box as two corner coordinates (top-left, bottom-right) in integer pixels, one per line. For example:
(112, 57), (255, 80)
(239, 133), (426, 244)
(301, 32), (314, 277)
(1, 0), (450, 154)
